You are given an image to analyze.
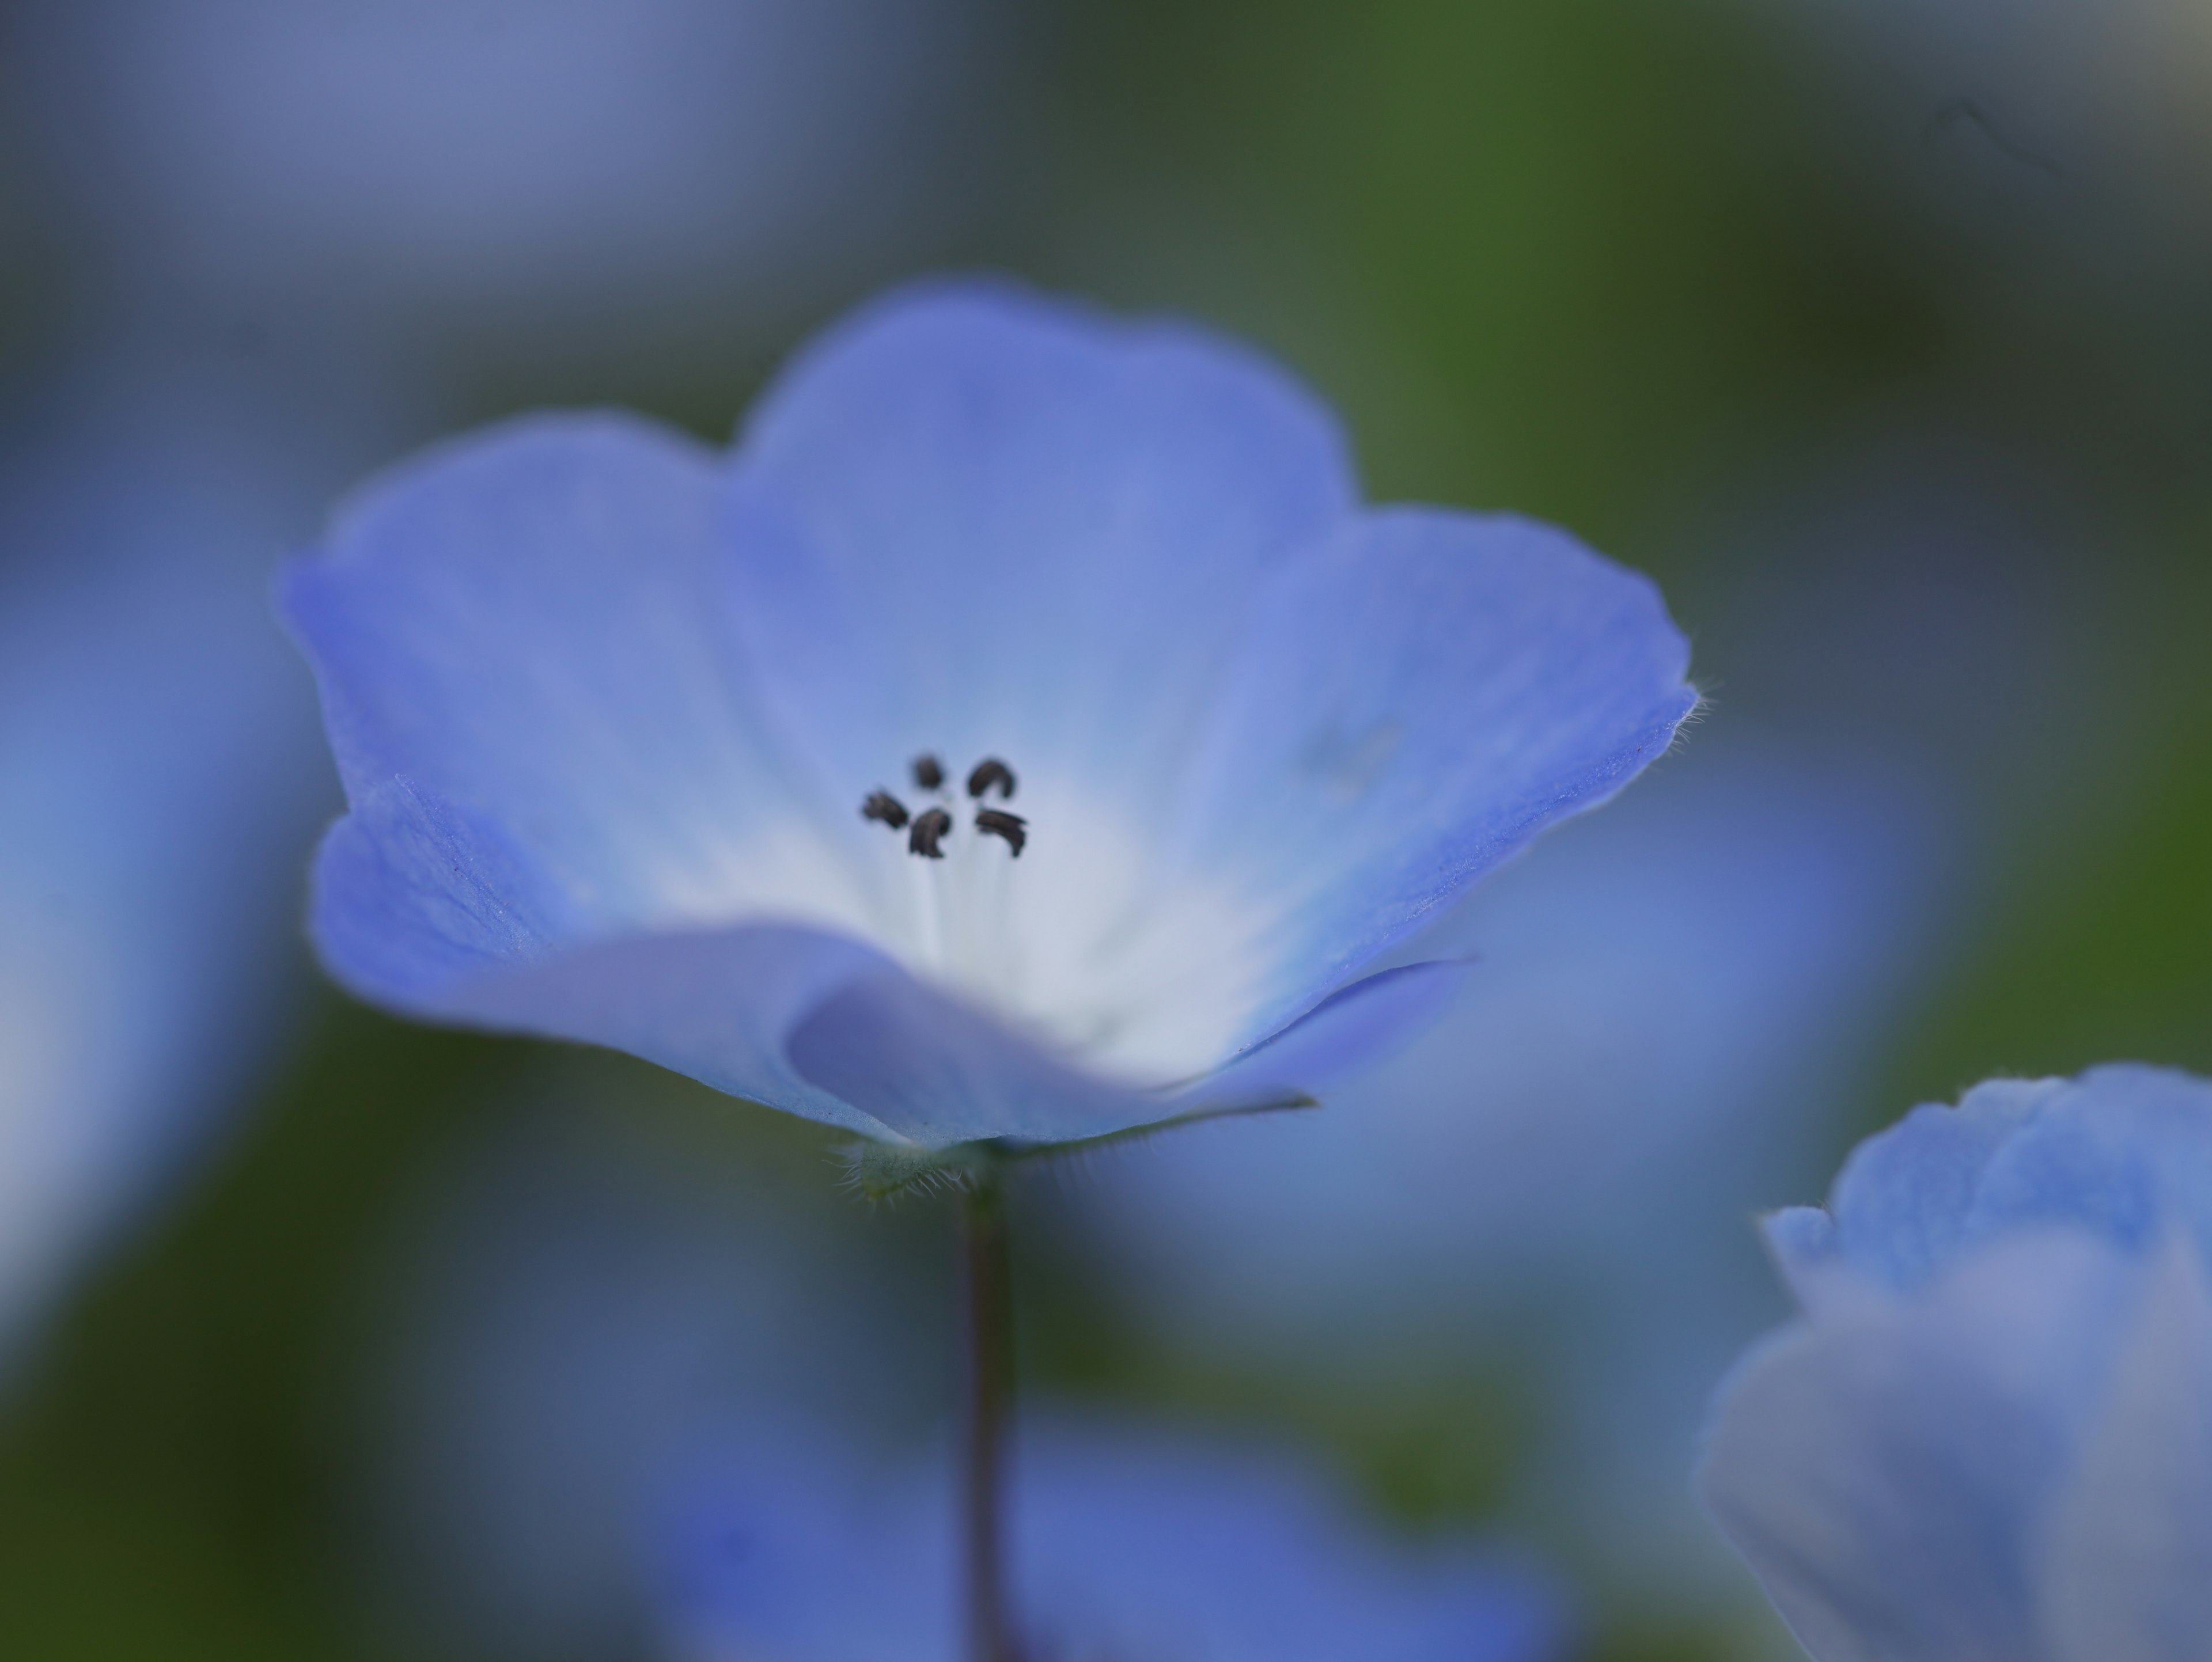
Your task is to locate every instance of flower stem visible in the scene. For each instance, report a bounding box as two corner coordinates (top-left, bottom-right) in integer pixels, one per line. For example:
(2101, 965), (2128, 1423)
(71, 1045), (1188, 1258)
(960, 1168), (1020, 1662)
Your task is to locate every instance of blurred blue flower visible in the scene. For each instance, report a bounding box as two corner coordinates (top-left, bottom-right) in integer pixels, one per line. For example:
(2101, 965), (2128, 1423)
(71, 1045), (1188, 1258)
(363, 1097), (1570, 1662)
(0, 354), (342, 1355)
(10, 0), (1003, 348)
(1701, 1063), (2212, 1661)
(660, 1416), (1569, 1662)
(283, 283), (1695, 1149)
(363, 1099), (943, 1660)
(1077, 734), (1945, 1592)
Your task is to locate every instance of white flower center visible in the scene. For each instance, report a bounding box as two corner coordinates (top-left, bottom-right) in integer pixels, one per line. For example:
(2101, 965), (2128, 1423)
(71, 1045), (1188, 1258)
(844, 754), (1271, 1087)
(643, 751), (1271, 1089)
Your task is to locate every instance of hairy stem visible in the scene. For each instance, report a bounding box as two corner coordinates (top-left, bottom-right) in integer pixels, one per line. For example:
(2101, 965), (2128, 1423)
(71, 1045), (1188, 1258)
(961, 1170), (1020, 1662)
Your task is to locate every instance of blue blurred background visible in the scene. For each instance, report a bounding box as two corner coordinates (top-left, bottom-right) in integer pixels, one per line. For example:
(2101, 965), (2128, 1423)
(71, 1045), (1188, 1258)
(0, 2), (2206, 1657)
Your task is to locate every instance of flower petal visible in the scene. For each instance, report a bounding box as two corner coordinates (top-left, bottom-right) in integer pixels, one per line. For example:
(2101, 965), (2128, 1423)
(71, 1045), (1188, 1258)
(1783, 1065), (2212, 1298)
(721, 279), (1360, 802)
(315, 771), (1465, 1147)
(309, 776), (586, 1006)
(1699, 1233), (2135, 1662)
(282, 411), (832, 926)
(782, 965), (1161, 1145)
(309, 776), (893, 1138)
(1768, 1079), (2058, 1304)
(1168, 507), (1696, 1047)
(448, 925), (915, 1142)
(2035, 1241), (2212, 1662)
(1176, 959), (1472, 1115)
(789, 958), (1474, 1147)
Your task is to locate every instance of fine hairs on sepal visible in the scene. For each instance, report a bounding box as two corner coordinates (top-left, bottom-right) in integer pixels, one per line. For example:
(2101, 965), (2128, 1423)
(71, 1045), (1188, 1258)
(1665, 688), (1713, 757)
(837, 1138), (994, 1204)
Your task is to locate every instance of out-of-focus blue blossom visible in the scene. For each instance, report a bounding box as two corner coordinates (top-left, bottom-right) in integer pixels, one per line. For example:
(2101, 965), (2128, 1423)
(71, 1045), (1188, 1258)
(1701, 1064), (2212, 1661)
(660, 1415), (1570, 1662)
(363, 1101), (941, 1661)
(0, 352), (344, 1354)
(364, 1098), (1571, 1662)
(282, 283), (1696, 1150)
(7, 0), (1007, 350)
(1078, 733), (1946, 1590)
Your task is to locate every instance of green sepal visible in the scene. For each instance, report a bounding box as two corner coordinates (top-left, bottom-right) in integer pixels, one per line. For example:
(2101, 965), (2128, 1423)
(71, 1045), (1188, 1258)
(838, 1092), (1319, 1201)
(838, 1137), (995, 1202)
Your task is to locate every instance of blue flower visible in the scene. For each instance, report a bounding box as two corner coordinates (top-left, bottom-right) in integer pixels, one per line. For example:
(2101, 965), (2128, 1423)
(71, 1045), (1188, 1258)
(660, 1416), (1570, 1662)
(282, 283), (1696, 1147)
(0, 358), (339, 1352)
(1699, 1064), (2212, 1661)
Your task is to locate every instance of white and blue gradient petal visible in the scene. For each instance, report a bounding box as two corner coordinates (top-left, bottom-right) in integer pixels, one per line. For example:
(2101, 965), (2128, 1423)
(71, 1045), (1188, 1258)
(1169, 505), (1692, 1049)
(723, 282), (1361, 807)
(286, 284), (1696, 1145)
(1702, 1066), (2212, 1662)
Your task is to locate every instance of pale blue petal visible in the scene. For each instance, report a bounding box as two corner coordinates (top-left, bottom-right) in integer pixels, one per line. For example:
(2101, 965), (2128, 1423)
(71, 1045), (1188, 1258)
(2036, 1242), (2212, 1662)
(1773, 1079), (2056, 1297)
(446, 928), (913, 1143)
(282, 411), (810, 924)
(1787, 1066), (2212, 1294)
(312, 776), (1455, 1147)
(1965, 1067), (2212, 1266)
(1763, 1205), (1841, 1288)
(722, 279), (1359, 803)
(783, 958), (1471, 1146)
(1699, 1234), (2137, 1662)
(782, 966), (1157, 1145)
(1168, 507), (1695, 1046)
(1176, 959), (1472, 1115)
(309, 774), (892, 1137)
(309, 777), (586, 1008)
(1159, 506), (1690, 1043)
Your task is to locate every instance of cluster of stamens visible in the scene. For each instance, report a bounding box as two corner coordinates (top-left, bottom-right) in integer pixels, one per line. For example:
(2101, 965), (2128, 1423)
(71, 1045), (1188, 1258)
(861, 754), (1028, 858)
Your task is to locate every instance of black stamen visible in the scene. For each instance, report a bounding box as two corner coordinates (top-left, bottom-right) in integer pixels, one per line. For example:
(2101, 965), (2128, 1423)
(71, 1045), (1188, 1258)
(861, 790), (910, 830)
(912, 754), (946, 791)
(976, 809), (1027, 857)
(909, 807), (952, 859)
(967, 758), (1016, 800)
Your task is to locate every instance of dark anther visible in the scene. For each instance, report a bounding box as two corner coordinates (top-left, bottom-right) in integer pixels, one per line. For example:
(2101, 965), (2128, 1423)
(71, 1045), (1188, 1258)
(909, 807), (953, 859)
(967, 757), (1016, 800)
(861, 791), (910, 830)
(912, 754), (946, 791)
(976, 809), (1027, 857)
